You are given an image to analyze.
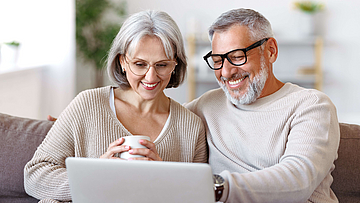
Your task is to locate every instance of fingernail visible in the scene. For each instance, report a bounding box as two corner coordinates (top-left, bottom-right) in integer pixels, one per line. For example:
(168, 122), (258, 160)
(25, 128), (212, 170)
(129, 149), (133, 154)
(128, 158), (133, 160)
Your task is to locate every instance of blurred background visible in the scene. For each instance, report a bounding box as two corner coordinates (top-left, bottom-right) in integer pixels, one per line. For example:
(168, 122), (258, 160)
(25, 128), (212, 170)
(0, 0), (359, 125)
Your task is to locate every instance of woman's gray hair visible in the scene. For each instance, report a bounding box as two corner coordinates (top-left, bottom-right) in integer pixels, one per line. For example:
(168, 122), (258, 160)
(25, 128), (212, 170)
(209, 8), (274, 42)
(107, 10), (187, 89)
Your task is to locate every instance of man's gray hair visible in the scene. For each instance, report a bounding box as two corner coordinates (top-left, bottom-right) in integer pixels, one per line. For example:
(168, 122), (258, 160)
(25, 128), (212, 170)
(107, 10), (187, 89)
(209, 8), (274, 42)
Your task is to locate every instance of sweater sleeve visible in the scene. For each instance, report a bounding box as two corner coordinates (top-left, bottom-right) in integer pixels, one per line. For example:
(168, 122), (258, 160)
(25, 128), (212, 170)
(220, 94), (340, 203)
(24, 92), (87, 201)
(192, 120), (208, 163)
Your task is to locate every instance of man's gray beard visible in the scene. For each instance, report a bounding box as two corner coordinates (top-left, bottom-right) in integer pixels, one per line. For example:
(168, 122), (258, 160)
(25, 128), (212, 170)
(217, 56), (268, 105)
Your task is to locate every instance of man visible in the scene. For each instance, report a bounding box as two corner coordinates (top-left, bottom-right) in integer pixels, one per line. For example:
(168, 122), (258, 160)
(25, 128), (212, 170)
(184, 8), (340, 203)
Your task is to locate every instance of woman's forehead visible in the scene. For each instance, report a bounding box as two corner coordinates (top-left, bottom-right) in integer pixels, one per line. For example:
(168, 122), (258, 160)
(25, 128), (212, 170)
(127, 35), (174, 60)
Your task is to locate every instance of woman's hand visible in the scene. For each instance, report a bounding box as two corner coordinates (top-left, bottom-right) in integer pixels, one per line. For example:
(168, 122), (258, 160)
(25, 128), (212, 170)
(100, 138), (129, 159)
(127, 139), (163, 161)
(100, 138), (162, 161)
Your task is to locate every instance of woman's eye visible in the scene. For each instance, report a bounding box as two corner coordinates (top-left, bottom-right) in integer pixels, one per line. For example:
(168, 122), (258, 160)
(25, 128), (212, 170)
(135, 62), (147, 67)
(156, 63), (168, 68)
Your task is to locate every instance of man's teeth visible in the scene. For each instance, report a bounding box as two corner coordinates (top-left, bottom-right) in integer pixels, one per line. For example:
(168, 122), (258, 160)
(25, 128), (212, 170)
(228, 77), (246, 85)
(143, 82), (157, 87)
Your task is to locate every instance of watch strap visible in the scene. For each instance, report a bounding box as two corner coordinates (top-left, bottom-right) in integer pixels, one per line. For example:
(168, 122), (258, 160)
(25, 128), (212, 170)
(215, 184), (224, 201)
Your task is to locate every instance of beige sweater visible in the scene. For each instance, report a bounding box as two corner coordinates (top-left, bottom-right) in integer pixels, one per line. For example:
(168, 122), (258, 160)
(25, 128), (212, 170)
(185, 83), (340, 203)
(24, 86), (207, 202)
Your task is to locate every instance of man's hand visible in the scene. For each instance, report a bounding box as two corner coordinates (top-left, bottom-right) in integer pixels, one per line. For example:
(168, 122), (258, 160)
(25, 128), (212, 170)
(47, 115), (57, 122)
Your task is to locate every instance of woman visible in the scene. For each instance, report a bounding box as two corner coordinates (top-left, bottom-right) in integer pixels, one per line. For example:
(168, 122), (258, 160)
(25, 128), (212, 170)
(24, 10), (207, 202)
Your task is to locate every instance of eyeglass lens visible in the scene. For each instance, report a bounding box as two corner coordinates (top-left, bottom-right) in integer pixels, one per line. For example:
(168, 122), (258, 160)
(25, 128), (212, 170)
(128, 60), (176, 76)
(204, 38), (269, 70)
(208, 50), (246, 70)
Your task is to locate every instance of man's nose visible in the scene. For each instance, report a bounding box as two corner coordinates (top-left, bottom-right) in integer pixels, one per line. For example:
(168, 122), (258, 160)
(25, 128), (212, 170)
(221, 58), (238, 78)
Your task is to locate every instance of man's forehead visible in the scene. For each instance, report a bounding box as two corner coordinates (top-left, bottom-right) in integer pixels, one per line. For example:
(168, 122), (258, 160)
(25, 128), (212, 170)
(211, 25), (251, 54)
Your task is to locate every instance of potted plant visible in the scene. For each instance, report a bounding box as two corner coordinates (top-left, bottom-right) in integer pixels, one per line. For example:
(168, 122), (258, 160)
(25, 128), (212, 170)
(293, 1), (325, 36)
(76, 0), (127, 87)
(294, 1), (324, 14)
(0, 41), (20, 69)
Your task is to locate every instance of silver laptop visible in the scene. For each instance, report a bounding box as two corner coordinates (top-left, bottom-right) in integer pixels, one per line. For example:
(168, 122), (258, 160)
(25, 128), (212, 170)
(66, 157), (215, 203)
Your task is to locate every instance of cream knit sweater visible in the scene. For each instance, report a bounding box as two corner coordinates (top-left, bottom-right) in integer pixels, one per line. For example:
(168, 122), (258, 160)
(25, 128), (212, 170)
(24, 86), (207, 202)
(185, 83), (340, 203)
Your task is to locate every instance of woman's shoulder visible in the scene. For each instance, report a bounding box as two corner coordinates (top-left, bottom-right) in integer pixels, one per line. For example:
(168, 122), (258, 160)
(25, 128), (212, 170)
(169, 98), (203, 124)
(60, 86), (112, 117)
(76, 86), (112, 100)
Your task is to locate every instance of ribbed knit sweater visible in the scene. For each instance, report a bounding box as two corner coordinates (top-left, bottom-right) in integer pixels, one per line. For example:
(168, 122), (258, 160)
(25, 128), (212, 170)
(24, 86), (207, 202)
(185, 83), (340, 203)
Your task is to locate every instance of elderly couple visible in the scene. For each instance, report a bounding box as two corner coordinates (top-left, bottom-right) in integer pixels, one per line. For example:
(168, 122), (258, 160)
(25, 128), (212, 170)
(24, 8), (340, 203)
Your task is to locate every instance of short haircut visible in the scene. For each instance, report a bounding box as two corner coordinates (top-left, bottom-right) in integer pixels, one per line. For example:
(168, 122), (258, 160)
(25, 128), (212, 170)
(107, 10), (187, 89)
(209, 8), (274, 42)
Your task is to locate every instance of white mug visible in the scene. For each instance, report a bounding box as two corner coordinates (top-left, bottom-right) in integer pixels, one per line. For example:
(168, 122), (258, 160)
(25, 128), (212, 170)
(120, 135), (151, 159)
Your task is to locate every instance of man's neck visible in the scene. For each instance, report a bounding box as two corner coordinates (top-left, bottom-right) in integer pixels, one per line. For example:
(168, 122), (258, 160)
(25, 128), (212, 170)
(259, 75), (284, 98)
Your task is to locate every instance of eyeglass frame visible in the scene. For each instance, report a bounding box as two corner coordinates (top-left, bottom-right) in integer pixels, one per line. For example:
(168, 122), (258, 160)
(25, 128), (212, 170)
(203, 38), (270, 70)
(117, 55), (178, 76)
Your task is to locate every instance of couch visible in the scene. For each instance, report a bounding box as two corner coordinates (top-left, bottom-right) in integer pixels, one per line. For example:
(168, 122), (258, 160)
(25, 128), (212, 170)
(0, 112), (359, 203)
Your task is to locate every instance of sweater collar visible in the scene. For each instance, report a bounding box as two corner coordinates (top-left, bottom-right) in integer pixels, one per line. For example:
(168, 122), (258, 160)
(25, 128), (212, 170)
(228, 83), (295, 111)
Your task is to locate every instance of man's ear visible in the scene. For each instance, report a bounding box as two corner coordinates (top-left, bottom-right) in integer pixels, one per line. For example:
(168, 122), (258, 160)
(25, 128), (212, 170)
(266, 38), (278, 63)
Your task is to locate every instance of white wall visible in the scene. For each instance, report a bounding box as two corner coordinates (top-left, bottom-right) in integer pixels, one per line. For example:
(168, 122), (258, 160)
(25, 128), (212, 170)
(0, 0), (358, 124)
(127, 0), (360, 124)
(0, 0), (76, 119)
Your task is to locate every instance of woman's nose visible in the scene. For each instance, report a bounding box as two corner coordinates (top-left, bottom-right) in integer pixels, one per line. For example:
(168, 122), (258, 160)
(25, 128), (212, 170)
(144, 65), (158, 81)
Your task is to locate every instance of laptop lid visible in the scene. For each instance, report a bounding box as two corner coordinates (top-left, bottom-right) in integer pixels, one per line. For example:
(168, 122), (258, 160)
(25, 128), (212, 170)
(66, 157), (215, 203)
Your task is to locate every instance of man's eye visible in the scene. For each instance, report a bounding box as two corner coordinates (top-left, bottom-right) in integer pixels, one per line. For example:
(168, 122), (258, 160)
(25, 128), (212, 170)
(230, 55), (245, 62)
(211, 57), (222, 64)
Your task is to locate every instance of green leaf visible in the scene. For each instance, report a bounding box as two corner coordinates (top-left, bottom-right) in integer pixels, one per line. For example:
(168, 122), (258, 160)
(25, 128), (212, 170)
(76, 0), (126, 70)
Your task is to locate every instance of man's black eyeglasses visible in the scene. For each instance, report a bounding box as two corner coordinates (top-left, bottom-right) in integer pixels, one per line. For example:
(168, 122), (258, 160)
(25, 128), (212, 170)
(203, 38), (269, 70)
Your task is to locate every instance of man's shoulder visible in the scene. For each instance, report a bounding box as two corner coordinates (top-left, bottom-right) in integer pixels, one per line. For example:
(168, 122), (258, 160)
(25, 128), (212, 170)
(286, 83), (331, 102)
(280, 83), (334, 110)
(184, 88), (226, 113)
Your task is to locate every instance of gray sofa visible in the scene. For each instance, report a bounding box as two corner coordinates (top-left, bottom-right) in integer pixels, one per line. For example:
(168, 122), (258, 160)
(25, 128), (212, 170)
(0, 112), (359, 202)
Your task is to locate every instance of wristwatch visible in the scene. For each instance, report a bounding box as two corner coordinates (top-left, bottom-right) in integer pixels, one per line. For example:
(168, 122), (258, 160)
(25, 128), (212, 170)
(213, 174), (225, 202)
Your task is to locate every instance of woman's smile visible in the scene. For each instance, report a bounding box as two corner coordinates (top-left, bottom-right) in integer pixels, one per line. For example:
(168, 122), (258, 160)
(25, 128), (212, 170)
(141, 81), (159, 90)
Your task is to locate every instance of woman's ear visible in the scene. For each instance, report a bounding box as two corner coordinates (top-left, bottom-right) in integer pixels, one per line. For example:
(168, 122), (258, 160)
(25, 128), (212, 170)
(266, 38), (278, 64)
(118, 55), (126, 73)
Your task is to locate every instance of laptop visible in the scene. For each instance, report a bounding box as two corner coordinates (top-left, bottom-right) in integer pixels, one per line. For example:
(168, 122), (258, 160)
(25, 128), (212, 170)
(66, 157), (215, 203)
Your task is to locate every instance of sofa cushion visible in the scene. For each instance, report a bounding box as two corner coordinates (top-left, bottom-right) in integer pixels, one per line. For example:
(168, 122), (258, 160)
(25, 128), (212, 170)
(331, 123), (360, 202)
(0, 113), (53, 202)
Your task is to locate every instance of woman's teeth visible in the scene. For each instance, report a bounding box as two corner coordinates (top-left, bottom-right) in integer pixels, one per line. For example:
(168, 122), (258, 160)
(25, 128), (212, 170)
(143, 82), (157, 87)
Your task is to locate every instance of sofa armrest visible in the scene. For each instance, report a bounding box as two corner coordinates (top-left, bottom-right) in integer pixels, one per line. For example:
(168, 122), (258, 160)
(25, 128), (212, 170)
(331, 123), (360, 202)
(0, 113), (53, 202)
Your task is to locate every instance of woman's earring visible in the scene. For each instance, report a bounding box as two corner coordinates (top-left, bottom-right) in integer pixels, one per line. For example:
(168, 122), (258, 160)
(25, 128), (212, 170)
(172, 70), (175, 75)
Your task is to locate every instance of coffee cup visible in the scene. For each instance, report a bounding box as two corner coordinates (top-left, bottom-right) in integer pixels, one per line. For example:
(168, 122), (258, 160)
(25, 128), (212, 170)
(120, 135), (151, 159)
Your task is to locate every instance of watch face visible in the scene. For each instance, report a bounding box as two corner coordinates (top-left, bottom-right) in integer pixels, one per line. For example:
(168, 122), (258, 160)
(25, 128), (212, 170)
(213, 174), (224, 186)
